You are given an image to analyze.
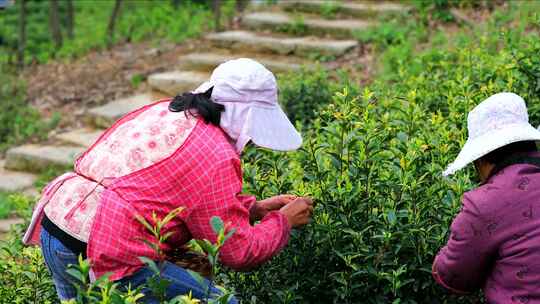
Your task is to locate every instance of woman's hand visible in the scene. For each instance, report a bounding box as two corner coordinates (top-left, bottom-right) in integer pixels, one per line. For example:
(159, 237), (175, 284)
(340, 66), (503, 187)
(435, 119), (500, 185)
(250, 194), (297, 222)
(279, 197), (314, 228)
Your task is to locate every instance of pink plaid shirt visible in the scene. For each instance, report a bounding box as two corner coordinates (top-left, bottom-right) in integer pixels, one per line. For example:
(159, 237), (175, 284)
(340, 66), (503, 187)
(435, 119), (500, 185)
(88, 115), (290, 281)
(24, 99), (291, 281)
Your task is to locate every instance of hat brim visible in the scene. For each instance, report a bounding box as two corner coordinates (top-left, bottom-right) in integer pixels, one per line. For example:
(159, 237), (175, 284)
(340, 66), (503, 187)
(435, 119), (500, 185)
(247, 105), (302, 151)
(443, 123), (540, 176)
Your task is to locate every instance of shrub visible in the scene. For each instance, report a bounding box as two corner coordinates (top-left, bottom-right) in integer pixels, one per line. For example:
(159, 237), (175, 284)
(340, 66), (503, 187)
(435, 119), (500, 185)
(277, 66), (355, 125)
(0, 200), (57, 304)
(0, 192), (35, 219)
(0, 239), (57, 303)
(0, 192), (14, 219)
(227, 3), (540, 303)
(232, 86), (477, 304)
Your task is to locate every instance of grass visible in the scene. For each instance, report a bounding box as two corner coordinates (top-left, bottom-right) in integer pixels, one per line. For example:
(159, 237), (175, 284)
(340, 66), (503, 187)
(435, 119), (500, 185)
(0, 191), (34, 220)
(34, 166), (72, 191)
(0, 71), (61, 153)
(277, 14), (308, 35)
(0, 0), (219, 66)
(319, 1), (339, 19)
(0, 192), (16, 219)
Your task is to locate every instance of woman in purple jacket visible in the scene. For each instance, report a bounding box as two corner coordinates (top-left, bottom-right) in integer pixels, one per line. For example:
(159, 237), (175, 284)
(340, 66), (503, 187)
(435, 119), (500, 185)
(434, 92), (540, 303)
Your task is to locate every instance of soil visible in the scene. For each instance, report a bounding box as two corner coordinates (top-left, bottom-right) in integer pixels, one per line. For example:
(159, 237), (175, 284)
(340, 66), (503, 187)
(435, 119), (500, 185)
(21, 39), (204, 129)
(21, 37), (375, 130)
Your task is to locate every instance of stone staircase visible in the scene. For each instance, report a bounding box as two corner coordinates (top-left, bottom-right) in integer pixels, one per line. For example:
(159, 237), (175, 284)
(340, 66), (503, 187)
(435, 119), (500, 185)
(0, 0), (409, 233)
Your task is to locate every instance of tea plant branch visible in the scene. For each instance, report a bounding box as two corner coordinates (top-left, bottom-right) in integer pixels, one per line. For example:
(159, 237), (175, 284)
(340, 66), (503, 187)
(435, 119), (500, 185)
(306, 142), (327, 203)
(135, 206), (184, 302)
(188, 216), (236, 303)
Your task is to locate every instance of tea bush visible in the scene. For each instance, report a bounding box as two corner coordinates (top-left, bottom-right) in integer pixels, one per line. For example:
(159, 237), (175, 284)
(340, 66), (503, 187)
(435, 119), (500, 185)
(0, 192), (34, 219)
(277, 66), (356, 125)
(0, 237), (57, 303)
(0, 198), (57, 304)
(232, 86), (478, 304)
(227, 3), (540, 303)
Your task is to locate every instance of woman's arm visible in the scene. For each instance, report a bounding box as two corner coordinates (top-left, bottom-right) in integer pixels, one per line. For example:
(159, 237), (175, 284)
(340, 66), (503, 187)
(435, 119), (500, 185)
(432, 193), (496, 293)
(184, 157), (292, 270)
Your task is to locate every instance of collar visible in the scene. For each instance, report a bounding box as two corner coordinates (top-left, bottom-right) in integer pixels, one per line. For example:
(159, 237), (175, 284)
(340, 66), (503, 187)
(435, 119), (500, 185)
(486, 151), (540, 182)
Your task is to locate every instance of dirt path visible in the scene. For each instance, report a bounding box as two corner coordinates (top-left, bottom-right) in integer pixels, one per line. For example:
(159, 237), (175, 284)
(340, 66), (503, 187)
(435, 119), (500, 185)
(22, 40), (204, 128)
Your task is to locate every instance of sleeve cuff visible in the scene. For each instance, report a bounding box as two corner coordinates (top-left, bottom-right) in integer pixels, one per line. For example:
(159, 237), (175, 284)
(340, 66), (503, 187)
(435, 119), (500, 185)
(432, 255), (470, 295)
(263, 210), (291, 249)
(237, 194), (257, 211)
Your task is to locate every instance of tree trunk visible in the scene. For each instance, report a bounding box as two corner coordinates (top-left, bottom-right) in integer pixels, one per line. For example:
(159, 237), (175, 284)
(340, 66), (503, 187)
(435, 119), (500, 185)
(171, 0), (181, 9)
(107, 0), (123, 47)
(49, 0), (63, 50)
(213, 0), (221, 32)
(17, 0), (26, 68)
(236, 0), (249, 13)
(66, 0), (74, 39)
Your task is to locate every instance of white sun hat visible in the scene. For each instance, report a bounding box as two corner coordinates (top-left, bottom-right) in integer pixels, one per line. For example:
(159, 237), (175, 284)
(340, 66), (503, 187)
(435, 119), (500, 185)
(443, 92), (540, 176)
(193, 58), (302, 153)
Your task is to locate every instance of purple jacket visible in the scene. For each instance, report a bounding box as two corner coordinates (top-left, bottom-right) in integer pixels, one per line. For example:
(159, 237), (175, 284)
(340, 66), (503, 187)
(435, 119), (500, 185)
(433, 152), (540, 303)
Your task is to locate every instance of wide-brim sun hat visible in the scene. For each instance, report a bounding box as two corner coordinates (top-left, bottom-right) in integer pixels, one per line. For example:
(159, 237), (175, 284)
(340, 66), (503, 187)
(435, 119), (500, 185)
(194, 58), (302, 152)
(443, 92), (540, 176)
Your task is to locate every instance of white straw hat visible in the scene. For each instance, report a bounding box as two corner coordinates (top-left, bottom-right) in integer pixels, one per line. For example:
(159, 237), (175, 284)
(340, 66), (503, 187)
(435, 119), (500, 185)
(443, 92), (540, 176)
(194, 58), (302, 152)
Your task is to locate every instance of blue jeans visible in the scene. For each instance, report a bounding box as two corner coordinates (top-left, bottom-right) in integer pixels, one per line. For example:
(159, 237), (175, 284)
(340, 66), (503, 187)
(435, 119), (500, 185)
(40, 227), (80, 301)
(41, 228), (237, 303)
(117, 261), (238, 304)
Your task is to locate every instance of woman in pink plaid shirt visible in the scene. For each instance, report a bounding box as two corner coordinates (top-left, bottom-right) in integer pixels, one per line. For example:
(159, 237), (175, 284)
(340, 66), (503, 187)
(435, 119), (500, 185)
(24, 59), (313, 303)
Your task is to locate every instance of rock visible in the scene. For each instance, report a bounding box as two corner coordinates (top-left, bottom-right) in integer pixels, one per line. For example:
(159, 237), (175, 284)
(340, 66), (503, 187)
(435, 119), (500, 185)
(282, 0), (410, 18)
(5, 145), (83, 173)
(450, 8), (474, 27)
(55, 128), (104, 148)
(179, 52), (303, 73)
(148, 71), (209, 96)
(242, 12), (371, 38)
(86, 94), (154, 129)
(0, 218), (24, 233)
(144, 48), (161, 57)
(0, 160), (37, 192)
(206, 31), (358, 57)
(22, 187), (40, 199)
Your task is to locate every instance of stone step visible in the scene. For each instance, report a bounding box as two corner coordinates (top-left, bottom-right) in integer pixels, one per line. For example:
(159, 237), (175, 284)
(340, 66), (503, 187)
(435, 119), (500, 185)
(282, 1), (409, 18)
(55, 128), (104, 148)
(148, 71), (209, 96)
(5, 145), (83, 173)
(206, 31), (358, 57)
(0, 218), (24, 234)
(86, 93), (154, 129)
(242, 12), (371, 38)
(179, 52), (303, 74)
(23, 187), (40, 199)
(0, 160), (37, 192)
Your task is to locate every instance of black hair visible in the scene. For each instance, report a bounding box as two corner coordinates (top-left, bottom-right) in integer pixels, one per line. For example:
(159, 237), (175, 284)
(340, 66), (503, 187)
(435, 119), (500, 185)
(168, 87), (224, 126)
(481, 140), (538, 165)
